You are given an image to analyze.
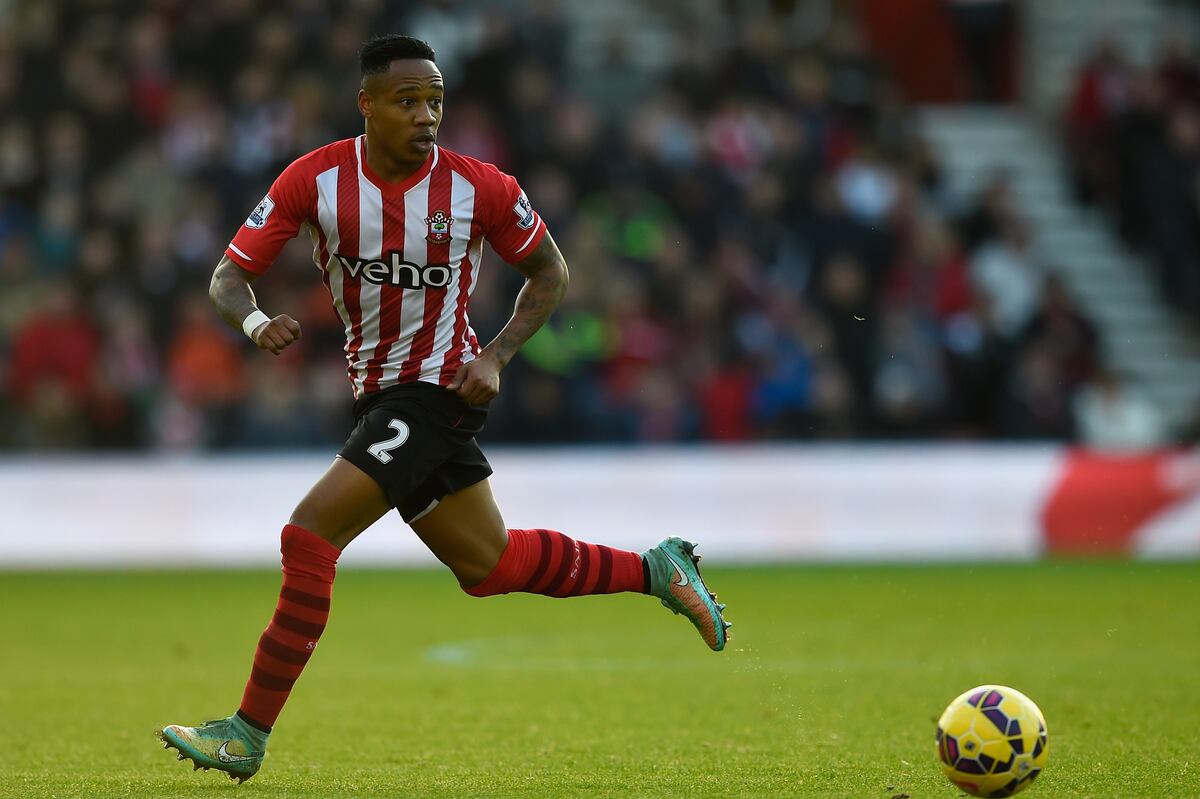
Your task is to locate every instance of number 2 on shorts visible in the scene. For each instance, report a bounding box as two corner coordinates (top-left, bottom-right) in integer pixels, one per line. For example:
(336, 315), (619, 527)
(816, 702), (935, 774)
(367, 418), (410, 464)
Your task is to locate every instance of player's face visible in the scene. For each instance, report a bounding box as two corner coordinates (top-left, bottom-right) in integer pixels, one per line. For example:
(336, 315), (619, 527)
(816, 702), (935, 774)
(360, 59), (444, 162)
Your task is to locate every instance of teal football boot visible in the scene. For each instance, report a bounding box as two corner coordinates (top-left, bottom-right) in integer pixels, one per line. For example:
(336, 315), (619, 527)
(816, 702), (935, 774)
(160, 713), (268, 783)
(643, 537), (730, 651)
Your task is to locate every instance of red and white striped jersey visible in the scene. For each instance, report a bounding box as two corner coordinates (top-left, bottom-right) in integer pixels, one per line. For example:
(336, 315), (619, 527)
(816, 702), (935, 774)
(225, 136), (547, 398)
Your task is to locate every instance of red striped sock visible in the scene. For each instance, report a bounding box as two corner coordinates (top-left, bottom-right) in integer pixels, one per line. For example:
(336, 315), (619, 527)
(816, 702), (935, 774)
(465, 528), (645, 598)
(238, 524), (340, 730)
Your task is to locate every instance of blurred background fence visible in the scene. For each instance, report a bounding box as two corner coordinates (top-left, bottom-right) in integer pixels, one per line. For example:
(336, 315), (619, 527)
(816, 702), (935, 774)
(3, 0), (1200, 560)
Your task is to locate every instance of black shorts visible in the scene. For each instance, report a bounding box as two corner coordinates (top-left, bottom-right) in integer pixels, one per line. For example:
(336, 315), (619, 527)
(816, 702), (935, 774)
(338, 382), (492, 523)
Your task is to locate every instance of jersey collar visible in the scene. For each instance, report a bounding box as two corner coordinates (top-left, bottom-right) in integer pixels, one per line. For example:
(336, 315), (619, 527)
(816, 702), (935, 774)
(356, 135), (437, 194)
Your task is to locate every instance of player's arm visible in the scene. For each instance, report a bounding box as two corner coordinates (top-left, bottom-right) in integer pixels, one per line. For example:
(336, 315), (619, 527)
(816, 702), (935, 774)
(481, 233), (569, 368)
(209, 254), (301, 356)
(449, 232), (568, 405)
(218, 156), (312, 355)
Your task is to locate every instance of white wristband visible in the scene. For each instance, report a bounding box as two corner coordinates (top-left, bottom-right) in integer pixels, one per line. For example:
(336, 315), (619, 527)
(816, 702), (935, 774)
(241, 309), (271, 339)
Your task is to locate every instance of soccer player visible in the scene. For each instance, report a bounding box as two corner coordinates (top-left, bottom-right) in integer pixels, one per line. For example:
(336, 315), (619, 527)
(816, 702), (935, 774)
(159, 35), (730, 783)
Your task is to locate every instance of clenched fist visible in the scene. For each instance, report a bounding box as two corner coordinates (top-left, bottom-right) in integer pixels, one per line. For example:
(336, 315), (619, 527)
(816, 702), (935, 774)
(448, 353), (501, 406)
(250, 314), (302, 355)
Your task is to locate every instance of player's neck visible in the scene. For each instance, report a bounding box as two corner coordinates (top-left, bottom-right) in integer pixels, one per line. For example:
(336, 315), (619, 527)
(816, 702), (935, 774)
(363, 135), (428, 184)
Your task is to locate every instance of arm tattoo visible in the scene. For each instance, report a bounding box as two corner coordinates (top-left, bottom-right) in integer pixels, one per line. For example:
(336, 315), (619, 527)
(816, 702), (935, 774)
(209, 255), (263, 332)
(482, 233), (569, 368)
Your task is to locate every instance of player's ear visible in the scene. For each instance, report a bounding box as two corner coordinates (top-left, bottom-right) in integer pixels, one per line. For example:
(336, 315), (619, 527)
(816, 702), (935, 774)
(357, 88), (372, 118)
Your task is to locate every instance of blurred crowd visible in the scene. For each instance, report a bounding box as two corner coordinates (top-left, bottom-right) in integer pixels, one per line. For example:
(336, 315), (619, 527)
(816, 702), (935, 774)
(1066, 32), (1200, 320)
(0, 0), (1123, 450)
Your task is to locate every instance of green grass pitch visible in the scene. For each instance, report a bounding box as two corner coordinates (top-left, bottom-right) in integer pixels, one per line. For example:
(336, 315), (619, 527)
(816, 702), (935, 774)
(2, 561), (1197, 798)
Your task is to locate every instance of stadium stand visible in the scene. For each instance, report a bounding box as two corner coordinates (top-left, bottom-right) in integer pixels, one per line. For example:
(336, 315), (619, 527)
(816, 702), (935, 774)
(1, 0), (1169, 449)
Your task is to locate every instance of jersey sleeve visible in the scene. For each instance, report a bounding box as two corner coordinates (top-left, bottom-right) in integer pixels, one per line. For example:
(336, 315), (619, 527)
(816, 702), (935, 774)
(225, 159), (314, 274)
(482, 167), (547, 264)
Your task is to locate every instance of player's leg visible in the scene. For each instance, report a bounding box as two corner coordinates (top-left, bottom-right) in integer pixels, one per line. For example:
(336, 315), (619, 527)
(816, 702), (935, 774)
(162, 384), (472, 780)
(161, 457), (391, 781)
(288, 455), (394, 548)
(236, 456), (390, 726)
(409, 477), (731, 651)
(408, 477), (507, 587)
(411, 478), (647, 596)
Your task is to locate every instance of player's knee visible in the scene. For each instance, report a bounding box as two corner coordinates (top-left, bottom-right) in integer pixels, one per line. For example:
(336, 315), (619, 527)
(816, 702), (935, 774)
(455, 561), (498, 594)
(460, 574), (502, 597)
(287, 506), (322, 537)
(287, 503), (348, 547)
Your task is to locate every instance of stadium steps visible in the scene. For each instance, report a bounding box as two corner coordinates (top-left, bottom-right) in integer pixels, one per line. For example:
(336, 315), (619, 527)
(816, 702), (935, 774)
(921, 106), (1200, 436)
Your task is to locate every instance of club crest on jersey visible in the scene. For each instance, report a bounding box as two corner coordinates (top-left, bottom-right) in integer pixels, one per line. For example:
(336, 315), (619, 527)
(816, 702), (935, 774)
(425, 210), (454, 243)
(512, 191), (536, 230)
(245, 195), (275, 229)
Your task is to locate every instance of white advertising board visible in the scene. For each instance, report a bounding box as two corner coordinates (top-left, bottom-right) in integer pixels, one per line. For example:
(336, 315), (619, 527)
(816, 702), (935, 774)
(0, 446), (1196, 567)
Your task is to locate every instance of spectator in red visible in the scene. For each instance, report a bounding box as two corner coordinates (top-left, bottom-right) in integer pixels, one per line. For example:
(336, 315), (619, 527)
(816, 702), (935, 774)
(1066, 38), (1135, 204)
(6, 280), (100, 446)
(696, 358), (754, 441)
(885, 216), (972, 324)
(599, 273), (676, 406)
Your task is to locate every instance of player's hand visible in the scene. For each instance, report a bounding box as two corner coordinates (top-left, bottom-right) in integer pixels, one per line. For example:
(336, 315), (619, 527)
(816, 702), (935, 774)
(251, 314), (302, 356)
(448, 354), (501, 406)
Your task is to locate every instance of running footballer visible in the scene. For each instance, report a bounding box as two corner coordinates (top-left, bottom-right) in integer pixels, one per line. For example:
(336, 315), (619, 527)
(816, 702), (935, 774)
(158, 35), (731, 783)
